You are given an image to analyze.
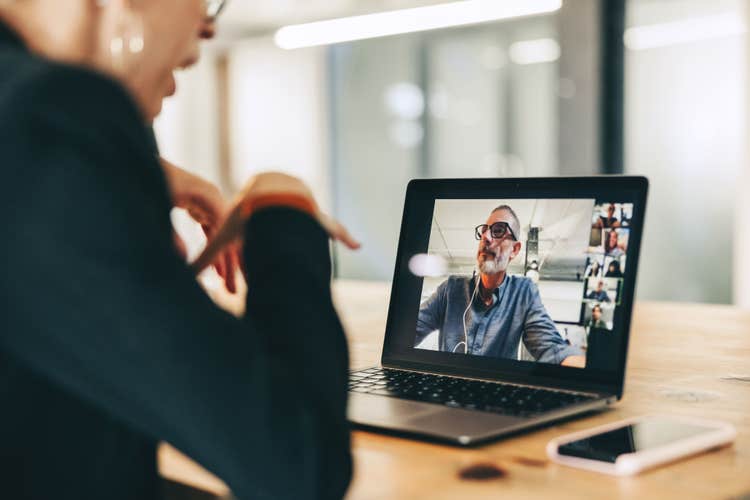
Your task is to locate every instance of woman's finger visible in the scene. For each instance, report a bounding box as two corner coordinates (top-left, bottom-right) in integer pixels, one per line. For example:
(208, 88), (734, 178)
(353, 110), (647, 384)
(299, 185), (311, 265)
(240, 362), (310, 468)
(223, 249), (237, 294)
(213, 252), (226, 280)
(191, 204), (244, 275)
(194, 197), (361, 278)
(236, 243), (246, 277)
(318, 212), (361, 250)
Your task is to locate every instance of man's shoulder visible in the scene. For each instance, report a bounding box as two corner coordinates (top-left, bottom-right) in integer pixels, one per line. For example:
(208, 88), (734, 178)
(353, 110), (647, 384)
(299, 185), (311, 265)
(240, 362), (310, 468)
(504, 275), (541, 305)
(435, 275), (471, 296)
(506, 274), (536, 290)
(446, 275), (471, 285)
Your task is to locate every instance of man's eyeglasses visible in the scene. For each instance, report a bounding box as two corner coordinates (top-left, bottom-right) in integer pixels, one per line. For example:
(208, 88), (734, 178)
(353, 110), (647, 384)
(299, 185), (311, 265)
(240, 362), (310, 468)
(205, 0), (229, 20)
(475, 222), (517, 241)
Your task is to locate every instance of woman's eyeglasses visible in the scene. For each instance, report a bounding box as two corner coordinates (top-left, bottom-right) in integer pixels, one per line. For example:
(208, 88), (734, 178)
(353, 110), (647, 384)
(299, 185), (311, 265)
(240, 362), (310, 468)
(205, 0), (229, 20)
(475, 222), (517, 241)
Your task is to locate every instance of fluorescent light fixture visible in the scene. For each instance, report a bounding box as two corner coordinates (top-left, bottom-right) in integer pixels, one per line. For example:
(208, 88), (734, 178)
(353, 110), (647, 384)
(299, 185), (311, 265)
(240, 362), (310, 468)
(509, 38), (560, 65)
(624, 13), (747, 51)
(274, 0), (563, 50)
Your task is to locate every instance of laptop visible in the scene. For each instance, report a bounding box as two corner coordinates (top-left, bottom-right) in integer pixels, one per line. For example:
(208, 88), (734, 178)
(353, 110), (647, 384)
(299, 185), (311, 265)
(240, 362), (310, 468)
(348, 176), (649, 445)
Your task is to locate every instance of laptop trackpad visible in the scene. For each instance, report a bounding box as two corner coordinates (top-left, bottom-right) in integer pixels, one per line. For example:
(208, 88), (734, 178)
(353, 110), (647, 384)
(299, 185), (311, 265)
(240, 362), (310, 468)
(348, 393), (444, 425)
(349, 392), (526, 442)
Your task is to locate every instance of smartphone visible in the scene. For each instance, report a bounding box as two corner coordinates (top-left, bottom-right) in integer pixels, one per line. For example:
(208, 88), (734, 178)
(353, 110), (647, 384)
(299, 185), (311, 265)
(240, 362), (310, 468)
(547, 415), (736, 476)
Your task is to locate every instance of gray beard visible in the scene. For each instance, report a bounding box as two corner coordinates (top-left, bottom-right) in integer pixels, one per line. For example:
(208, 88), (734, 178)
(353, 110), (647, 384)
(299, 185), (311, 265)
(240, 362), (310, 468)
(479, 253), (510, 275)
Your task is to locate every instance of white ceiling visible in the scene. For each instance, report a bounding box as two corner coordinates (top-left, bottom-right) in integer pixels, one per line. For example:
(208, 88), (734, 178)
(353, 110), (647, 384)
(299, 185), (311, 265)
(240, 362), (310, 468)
(428, 199), (596, 272)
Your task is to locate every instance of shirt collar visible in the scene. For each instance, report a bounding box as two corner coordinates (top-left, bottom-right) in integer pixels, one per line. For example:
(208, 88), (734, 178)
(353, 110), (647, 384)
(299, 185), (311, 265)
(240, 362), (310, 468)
(480, 274), (508, 298)
(471, 274), (506, 306)
(0, 20), (26, 50)
(495, 274), (510, 297)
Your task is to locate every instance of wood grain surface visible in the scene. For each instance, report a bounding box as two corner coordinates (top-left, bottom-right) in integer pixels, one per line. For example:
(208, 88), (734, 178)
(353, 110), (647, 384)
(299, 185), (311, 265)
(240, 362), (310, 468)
(160, 280), (750, 499)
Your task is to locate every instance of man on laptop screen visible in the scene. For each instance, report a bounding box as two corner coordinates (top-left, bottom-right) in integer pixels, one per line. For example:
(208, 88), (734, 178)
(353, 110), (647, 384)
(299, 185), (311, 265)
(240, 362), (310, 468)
(414, 198), (636, 369)
(415, 204), (586, 367)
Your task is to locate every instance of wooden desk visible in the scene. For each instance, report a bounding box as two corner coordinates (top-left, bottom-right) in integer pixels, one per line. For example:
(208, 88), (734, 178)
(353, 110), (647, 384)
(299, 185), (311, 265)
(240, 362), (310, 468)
(160, 280), (750, 499)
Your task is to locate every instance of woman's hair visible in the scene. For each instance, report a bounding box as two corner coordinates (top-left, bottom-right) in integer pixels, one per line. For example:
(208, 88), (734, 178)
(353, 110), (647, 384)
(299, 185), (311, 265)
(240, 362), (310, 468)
(608, 260), (621, 273)
(587, 260), (600, 277)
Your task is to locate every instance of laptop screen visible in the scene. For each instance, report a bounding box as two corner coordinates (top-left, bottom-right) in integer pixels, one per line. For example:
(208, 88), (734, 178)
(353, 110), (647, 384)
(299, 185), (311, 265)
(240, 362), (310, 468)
(411, 198), (632, 371)
(382, 178), (648, 396)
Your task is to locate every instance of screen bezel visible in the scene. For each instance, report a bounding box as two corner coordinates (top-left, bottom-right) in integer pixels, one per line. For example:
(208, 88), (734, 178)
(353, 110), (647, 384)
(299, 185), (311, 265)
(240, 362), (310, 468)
(381, 176), (649, 398)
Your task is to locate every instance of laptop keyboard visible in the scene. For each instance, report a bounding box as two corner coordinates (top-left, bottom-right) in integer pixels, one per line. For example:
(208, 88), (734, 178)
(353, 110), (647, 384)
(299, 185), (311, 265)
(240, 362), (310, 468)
(349, 368), (598, 418)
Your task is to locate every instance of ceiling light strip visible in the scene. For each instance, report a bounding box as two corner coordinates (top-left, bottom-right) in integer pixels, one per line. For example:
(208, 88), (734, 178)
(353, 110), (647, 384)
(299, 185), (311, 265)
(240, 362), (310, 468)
(275, 0), (563, 50)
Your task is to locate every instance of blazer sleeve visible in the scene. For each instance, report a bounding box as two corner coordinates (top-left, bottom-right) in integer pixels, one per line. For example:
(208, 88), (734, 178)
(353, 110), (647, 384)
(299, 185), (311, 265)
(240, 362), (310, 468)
(1, 67), (351, 500)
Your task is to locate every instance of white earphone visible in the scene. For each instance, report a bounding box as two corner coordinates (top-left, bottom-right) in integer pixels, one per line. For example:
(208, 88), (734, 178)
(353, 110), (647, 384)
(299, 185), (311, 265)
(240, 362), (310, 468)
(453, 269), (481, 354)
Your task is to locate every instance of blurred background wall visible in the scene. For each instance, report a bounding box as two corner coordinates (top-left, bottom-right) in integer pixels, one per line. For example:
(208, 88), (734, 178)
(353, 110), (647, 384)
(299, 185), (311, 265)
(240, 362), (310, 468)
(154, 0), (749, 307)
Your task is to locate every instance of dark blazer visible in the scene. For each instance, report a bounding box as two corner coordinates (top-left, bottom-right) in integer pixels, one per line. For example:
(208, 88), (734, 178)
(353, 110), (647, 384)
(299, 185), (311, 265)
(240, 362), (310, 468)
(0, 21), (351, 500)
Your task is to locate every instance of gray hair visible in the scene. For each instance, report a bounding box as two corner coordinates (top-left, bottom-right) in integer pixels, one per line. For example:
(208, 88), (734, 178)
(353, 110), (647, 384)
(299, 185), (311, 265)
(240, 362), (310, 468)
(491, 205), (521, 240)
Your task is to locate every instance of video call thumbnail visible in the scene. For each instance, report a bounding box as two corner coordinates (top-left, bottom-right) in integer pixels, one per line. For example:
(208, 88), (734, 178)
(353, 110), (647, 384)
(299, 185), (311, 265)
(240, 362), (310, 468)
(411, 199), (635, 370)
(584, 277), (622, 305)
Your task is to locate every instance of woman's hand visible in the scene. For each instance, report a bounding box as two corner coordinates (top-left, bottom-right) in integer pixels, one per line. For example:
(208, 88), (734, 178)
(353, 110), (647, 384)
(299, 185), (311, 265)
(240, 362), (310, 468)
(161, 158), (241, 293)
(191, 172), (360, 275)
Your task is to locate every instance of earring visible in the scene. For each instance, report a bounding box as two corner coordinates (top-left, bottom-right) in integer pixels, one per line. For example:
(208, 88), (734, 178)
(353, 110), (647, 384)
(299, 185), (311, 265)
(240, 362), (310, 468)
(109, 0), (144, 73)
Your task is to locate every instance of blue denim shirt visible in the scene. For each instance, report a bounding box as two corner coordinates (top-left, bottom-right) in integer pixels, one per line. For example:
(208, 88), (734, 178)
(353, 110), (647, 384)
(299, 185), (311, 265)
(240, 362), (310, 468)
(416, 275), (582, 364)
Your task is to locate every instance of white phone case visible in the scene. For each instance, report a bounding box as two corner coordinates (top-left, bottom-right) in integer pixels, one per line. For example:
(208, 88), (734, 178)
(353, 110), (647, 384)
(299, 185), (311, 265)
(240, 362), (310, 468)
(546, 414), (736, 476)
